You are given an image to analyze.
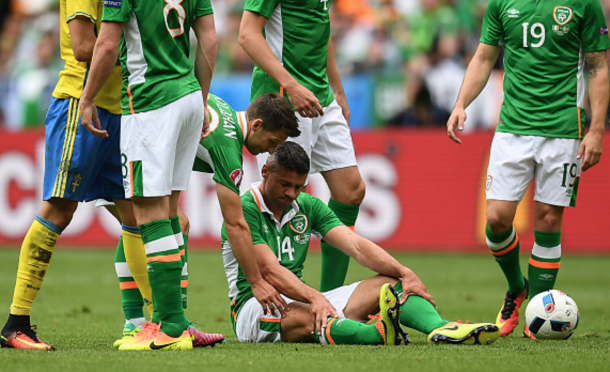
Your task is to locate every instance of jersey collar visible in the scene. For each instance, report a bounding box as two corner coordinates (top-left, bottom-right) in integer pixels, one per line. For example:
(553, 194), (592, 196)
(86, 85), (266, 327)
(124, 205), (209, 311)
(249, 182), (300, 228)
(237, 111), (248, 141)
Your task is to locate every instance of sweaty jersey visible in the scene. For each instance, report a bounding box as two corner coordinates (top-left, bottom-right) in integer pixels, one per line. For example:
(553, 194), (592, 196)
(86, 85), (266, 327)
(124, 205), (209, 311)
(481, 0), (610, 139)
(102, 0), (213, 114)
(245, 0), (334, 108)
(193, 94), (248, 194)
(223, 184), (343, 316)
(53, 0), (122, 114)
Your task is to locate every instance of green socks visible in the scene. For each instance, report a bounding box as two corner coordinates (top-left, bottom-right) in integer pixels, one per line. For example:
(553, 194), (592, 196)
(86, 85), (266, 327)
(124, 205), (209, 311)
(320, 199), (359, 292)
(529, 230), (561, 298)
(114, 235), (145, 322)
(316, 317), (383, 345)
(394, 282), (449, 333)
(140, 219), (189, 337)
(170, 215), (188, 309)
(486, 225), (526, 295)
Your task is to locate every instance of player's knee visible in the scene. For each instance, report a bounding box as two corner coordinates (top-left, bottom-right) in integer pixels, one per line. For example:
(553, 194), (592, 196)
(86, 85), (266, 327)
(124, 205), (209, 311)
(536, 212), (561, 232)
(486, 210), (512, 233)
(40, 199), (78, 229)
(342, 179), (366, 205)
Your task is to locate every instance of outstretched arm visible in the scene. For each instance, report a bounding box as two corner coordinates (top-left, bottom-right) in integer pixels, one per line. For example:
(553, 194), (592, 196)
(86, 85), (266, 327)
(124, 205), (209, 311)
(217, 183), (288, 315)
(326, 38), (349, 124)
(238, 10), (323, 117)
(323, 225), (435, 306)
(578, 50), (609, 171)
(447, 43), (501, 144)
(80, 21), (124, 138)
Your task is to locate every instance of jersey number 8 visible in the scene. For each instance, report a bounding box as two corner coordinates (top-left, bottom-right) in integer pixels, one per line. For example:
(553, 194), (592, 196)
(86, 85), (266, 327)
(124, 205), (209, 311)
(164, 0), (186, 38)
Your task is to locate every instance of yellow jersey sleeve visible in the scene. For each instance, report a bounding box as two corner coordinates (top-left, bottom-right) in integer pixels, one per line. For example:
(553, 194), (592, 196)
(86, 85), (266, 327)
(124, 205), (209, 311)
(52, 0), (122, 115)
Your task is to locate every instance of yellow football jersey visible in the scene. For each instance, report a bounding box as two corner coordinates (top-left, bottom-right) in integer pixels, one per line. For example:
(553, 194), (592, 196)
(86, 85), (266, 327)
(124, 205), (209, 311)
(52, 0), (122, 114)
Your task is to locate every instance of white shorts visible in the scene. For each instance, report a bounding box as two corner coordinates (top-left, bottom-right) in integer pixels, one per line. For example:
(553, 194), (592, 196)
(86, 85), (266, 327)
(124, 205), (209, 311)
(257, 99), (358, 174)
(234, 281), (362, 343)
(486, 132), (582, 207)
(121, 91), (205, 198)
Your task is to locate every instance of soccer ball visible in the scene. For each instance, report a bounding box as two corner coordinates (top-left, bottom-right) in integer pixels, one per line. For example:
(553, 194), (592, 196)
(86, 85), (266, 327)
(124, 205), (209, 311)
(524, 290), (579, 340)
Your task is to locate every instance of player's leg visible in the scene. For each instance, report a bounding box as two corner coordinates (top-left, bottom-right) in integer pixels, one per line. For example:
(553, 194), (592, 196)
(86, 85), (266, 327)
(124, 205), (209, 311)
(1, 97), (103, 350)
(314, 101), (365, 292)
(527, 137), (578, 299)
(117, 97), (198, 351)
(485, 132), (534, 336)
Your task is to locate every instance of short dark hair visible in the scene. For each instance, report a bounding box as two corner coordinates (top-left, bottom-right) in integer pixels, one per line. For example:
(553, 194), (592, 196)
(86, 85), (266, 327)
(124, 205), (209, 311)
(267, 142), (310, 175)
(246, 93), (300, 138)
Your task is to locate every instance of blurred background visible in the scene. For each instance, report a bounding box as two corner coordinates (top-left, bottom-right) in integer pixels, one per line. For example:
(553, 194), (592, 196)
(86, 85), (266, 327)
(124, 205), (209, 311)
(0, 0), (609, 252)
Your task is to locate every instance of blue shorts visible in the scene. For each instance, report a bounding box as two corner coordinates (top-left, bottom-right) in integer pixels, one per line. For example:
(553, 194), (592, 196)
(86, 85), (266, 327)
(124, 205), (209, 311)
(43, 97), (125, 202)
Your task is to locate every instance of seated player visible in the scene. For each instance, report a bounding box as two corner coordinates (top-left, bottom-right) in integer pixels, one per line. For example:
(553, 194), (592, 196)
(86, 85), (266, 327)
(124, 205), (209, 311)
(222, 142), (501, 345)
(114, 92), (300, 349)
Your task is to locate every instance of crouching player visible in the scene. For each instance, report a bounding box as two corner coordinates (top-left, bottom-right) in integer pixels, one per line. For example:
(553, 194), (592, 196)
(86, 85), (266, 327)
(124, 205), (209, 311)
(223, 142), (501, 345)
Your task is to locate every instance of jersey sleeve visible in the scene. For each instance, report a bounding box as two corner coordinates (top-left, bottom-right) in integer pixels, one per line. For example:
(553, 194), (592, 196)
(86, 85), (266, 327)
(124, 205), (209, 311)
(581, 0), (610, 53)
(66, 0), (98, 24)
(309, 196), (344, 236)
(243, 202), (266, 246)
(244, 0), (280, 19)
(480, 0), (503, 46)
(194, 0), (213, 18)
(208, 145), (243, 194)
(102, 0), (132, 23)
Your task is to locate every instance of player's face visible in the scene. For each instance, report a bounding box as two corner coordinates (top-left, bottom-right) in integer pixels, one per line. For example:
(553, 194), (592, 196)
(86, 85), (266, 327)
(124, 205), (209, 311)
(246, 128), (288, 156)
(262, 165), (307, 212)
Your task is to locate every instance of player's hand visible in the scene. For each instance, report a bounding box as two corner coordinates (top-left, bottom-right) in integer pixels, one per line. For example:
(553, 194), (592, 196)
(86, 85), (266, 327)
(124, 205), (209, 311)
(285, 82), (324, 118)
(577, 130), (603, 171)
(200, 104), (211, 141)
(79, 100), (107, 138)
(251, 278), (289, 318)
(399, 268), (436, 308)
(335, 91), (350, 125)
(309, 293), (338, 337)
(446, 107), (467, 144)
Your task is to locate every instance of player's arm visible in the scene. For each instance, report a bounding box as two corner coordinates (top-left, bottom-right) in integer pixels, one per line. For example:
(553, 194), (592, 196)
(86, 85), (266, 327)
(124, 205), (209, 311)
(216, 183), (288, 315)
(447, 43), (501, 144)
(322, 226), (435, 306)
(191, 13), (217, 135)
(238, 10), (323, 117)
(79, 21), (124, 139)
(68, 16), (96, 62)
(254, 242), (338, 333)
(326, 38), (350, 124)
(578, 50), (609, 171)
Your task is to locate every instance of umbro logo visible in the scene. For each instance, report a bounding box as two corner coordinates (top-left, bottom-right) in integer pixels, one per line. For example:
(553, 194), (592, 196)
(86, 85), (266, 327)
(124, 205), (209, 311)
(508, 8), (519, 18)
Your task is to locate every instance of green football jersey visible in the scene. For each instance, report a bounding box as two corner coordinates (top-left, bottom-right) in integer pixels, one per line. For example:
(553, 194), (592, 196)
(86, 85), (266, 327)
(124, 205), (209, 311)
(481, 0), (610, 139)
(102, 0), (213, 114)
(223, 184), (343, 315)
(245, 0), (334, 108)
(193, 94), (248, 194)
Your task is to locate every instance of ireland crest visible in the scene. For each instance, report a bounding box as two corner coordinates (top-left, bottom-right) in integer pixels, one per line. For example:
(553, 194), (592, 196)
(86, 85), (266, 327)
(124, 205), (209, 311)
(289, 215), (308, 234)
(553, 6), (572, 25)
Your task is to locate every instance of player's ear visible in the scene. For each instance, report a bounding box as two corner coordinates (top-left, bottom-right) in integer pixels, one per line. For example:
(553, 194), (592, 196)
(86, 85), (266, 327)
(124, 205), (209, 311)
(261, 163), (269, 179)
(251, 118), (263, 132)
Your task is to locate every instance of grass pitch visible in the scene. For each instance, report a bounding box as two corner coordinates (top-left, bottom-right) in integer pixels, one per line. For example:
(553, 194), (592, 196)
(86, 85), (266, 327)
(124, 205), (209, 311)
(0, 249), (608, 372)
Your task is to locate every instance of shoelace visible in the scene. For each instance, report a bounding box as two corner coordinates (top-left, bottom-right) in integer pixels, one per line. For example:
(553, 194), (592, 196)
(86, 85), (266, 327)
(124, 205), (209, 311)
(500, 292), (518, 319)
(16, 325), (41, 342)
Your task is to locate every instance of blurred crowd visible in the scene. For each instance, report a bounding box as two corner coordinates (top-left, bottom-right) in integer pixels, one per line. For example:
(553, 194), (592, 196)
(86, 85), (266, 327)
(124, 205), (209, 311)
(1, 0), (609, 130)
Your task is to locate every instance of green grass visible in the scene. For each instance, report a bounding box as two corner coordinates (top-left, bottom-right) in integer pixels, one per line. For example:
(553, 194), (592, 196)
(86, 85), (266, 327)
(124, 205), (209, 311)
(0, 249), (609, 371)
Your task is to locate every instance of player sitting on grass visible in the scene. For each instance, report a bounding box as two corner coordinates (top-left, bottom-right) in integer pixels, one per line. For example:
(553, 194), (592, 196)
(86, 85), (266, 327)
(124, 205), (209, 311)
(223, 142), (501, 345)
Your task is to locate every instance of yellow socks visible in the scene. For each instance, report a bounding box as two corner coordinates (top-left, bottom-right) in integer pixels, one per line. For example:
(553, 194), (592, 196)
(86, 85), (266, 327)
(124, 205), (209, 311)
(122, 226), (154, 316)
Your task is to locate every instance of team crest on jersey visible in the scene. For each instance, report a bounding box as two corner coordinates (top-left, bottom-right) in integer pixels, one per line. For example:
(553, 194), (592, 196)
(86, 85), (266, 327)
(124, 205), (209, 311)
(289, 215), (308, 234)
(230, 169), (243, 188)
(553, 6), (572, 26)
(486, 175), (493, 190)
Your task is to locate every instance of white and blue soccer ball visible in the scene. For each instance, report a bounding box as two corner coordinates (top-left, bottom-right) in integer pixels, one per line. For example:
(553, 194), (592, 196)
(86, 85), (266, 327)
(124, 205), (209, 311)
(525, 290), (579, 340)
